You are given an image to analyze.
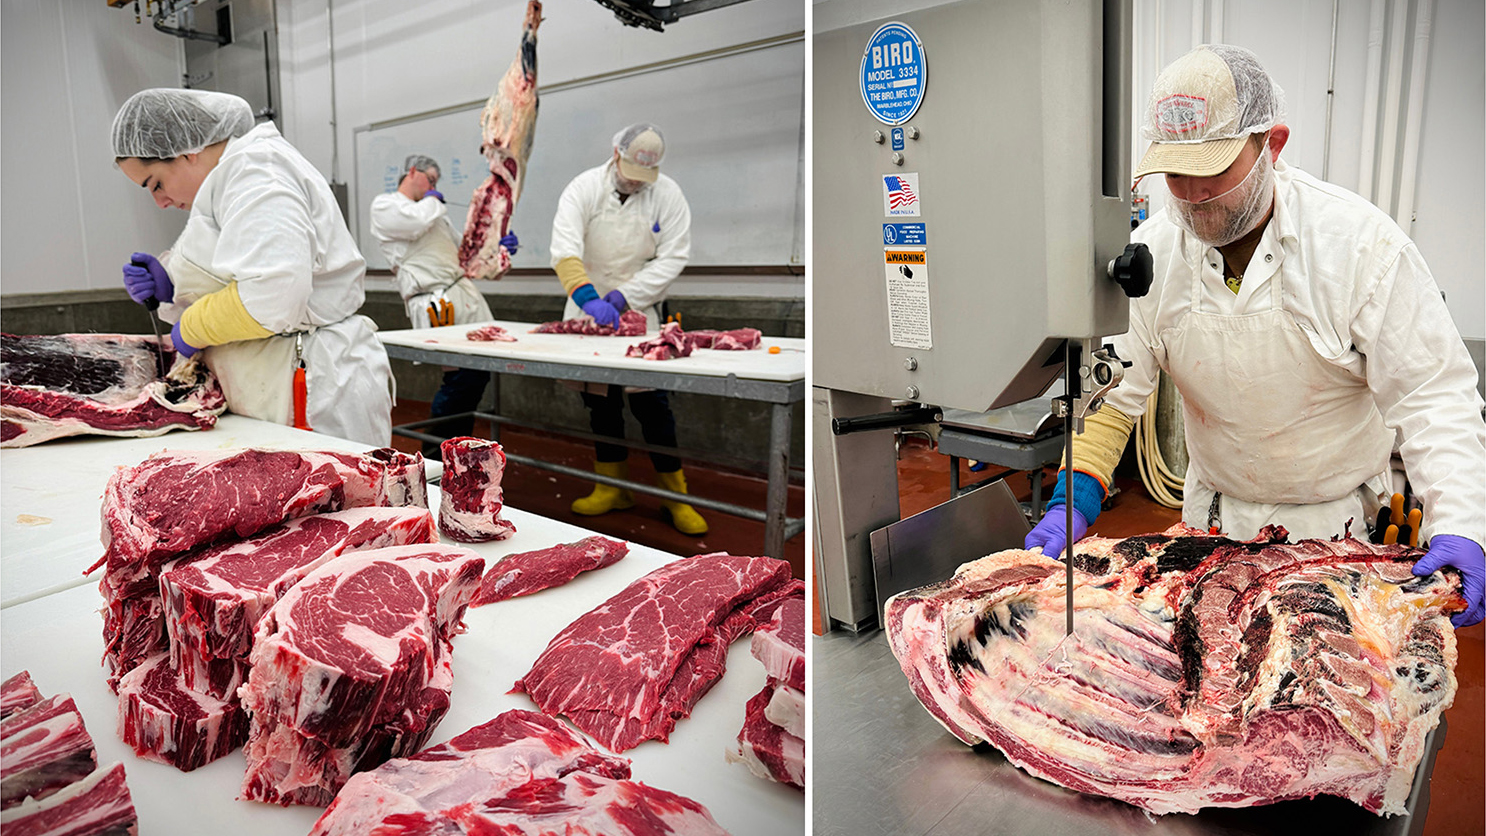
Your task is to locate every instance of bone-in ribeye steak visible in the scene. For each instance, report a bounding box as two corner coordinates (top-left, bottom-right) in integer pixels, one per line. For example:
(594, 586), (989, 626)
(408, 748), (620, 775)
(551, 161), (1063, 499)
(471, 535), (628, 606)
(308, 709), (732, 836)
(1, 332), (225, 448)
(515, 553), (799, 752)
(885, 524), (1464, 815)
(159, 506), (437, 698)
(238, 544), (484, 806)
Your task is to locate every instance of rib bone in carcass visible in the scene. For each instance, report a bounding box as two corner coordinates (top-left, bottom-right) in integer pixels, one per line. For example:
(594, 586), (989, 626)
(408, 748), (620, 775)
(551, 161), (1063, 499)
(885, 524), (1465, 816)
(459, 1), (541, 280)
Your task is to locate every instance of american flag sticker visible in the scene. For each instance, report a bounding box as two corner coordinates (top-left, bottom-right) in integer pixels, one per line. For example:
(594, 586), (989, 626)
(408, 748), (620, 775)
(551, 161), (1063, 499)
(883, 173), (921, 217)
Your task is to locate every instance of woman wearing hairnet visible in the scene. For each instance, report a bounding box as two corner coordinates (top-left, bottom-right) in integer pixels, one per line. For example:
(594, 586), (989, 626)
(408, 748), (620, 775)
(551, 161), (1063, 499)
(113, 89), (393, 447)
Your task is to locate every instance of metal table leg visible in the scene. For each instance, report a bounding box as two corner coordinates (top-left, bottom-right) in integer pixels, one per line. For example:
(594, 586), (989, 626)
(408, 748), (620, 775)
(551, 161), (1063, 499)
(949, 455), (961, 496)
(489, 373), (501, 444)
(764, 401), (790, 560)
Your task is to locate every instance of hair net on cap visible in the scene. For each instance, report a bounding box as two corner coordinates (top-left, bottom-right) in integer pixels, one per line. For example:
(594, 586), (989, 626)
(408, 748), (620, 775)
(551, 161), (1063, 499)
(112, 89), (256, 160)
(1133, 44), (1286, 179)
(612, 123), (664, 183)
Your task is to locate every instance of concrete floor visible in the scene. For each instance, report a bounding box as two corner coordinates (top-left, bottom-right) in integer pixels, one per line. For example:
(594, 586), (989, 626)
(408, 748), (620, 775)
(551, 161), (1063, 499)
(389, 399), (806, 581)
(813, 437), (1483, 835)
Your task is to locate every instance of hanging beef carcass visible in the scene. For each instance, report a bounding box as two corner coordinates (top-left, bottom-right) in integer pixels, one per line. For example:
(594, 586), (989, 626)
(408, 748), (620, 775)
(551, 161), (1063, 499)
(885, 525), (1464, 816)
(459, 1), (541, 280)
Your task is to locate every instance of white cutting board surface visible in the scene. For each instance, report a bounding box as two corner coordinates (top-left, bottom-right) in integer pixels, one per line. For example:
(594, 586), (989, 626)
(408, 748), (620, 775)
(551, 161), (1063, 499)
(0, 482), (804, 834)
(0, 415), (442, 608)
(378, 319), (806, 383)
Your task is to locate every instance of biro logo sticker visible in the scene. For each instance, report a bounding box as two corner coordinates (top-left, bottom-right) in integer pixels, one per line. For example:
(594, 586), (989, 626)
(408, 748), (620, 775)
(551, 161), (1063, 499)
(883, 173), (921, 217)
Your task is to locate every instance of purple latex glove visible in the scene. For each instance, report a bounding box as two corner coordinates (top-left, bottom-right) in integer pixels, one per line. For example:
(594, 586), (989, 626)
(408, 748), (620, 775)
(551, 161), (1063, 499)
(1025, 505), (1089, 560)
(1413, 534), (1485, 628)
(603, 289), (627, 312)
(500, 231), (519, 254)
(425, 189), (444, 202)
(169, 321), (200, 359)
(122, 252), (173, 305)
(581, 298), (621, 328)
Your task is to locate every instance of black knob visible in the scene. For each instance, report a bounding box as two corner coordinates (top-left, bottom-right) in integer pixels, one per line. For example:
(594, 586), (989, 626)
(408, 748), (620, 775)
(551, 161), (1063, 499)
(1110, 243), (1153, 298)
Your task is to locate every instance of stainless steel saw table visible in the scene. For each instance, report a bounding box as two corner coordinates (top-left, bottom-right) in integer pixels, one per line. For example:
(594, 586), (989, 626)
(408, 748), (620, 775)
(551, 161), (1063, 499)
(812, 628), (1444, 836)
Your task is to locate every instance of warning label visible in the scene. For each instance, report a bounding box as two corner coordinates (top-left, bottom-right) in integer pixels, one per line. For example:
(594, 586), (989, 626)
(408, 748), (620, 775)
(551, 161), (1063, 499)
(885, 247), (931, 350)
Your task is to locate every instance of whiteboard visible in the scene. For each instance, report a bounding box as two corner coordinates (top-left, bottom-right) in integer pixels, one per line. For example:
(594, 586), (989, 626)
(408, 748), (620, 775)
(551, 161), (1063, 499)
(353, 38), (804, 271)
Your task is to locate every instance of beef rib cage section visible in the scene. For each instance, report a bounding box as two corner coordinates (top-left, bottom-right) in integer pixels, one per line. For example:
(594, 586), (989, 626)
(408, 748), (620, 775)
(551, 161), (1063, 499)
(885, 524), (1464, 815)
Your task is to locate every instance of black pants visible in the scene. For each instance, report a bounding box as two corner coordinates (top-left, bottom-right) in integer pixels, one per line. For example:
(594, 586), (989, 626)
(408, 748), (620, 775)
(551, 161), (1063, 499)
(429, 368), (491, 443)
(580, 386), (681, 472)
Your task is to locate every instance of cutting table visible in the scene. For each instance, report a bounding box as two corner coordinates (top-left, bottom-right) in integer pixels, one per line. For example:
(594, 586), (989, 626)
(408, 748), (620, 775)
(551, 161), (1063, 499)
(812, 629), (1444, 836)
(377, 319), (807, 559)
(0, 418), (804, 835)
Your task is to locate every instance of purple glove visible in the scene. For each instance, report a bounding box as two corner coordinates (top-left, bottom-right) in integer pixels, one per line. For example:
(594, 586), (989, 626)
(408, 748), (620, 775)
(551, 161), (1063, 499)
(1413, 534), (1485, 628)
(122, 252), (173, 305)
(500, 231), (519, 254)
(169, 321), (199, 359)
(1025, 505), (1089, 560)
(602, 289), (627, 312)
(425, 189), (444, 202)
(581, 298), (621, 328)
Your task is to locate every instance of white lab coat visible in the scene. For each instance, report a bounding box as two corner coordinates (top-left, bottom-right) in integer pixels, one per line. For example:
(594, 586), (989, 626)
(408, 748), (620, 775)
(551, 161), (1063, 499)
(369, 191), (494, 328)
(156, 122), (393, 447)
(1107, 159), (1485, 545)
(549, 161), (691, 331)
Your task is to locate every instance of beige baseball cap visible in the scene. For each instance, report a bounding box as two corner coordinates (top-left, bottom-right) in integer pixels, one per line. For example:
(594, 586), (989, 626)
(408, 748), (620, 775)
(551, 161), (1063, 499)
(614, 123), (665, 183)
(1134, 45), (1284, 179)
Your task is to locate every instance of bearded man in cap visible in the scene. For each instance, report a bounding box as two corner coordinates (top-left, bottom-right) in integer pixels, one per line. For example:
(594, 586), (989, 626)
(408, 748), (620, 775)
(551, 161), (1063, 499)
(548, 123), (707, 535)
(1024, 45), (1485, 628)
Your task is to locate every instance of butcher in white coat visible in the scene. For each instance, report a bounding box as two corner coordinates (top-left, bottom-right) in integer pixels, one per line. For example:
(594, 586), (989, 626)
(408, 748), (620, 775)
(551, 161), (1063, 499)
(370, 155), (514, 452)
(114, 89), (392, 448)
(1023, 46), (1485, 628)
(548, 124), (706, 535)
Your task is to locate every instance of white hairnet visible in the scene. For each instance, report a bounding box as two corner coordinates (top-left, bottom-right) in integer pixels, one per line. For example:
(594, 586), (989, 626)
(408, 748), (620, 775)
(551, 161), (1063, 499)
(112, 89), (256, 160)
(1141, 44), (1286, 144)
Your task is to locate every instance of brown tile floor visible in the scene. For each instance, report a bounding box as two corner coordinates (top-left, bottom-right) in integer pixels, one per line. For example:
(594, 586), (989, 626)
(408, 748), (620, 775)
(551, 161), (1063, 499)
(813, 437), (1483, 834)
(390, 399), (806, 580)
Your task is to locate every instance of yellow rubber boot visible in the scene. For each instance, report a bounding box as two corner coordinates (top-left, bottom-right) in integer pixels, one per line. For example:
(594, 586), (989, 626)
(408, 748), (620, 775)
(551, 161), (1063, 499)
(656, 469), (709, 535)
(571, 460), (635, 516)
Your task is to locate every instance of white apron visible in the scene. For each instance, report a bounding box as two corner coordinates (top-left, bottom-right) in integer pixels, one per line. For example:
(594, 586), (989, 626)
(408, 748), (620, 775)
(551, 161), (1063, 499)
(559, 200), (664, 331)
(1164, 254), (1393, 541)
(398, 226), (494, 330)
(164, 216), (393, 446)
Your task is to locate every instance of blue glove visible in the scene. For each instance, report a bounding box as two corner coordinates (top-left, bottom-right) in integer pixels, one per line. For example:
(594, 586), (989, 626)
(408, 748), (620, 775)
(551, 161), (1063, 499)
(581, 298), (621, 328)
(1025, 505), (1089, 560)
(425, 189), (444, 203)
(500, 231), (519, 254)
(1413, 534), (1485, 628)
(603, 289), (627, 312)
(169, 321), (200, 359)
(122, 252), (173, 305)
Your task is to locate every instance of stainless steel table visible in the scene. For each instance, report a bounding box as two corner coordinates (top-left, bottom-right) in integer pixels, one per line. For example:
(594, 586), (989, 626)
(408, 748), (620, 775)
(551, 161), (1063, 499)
(813, 629), (1443, 836)
(378, 320), (806, 558)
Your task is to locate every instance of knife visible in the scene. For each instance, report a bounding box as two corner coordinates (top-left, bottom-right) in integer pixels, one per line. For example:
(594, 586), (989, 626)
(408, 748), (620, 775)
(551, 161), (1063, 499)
(141, 297), (169, 380)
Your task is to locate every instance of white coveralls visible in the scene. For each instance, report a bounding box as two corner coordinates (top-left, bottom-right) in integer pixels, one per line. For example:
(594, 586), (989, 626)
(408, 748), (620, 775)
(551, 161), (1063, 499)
(368, 191), (494, 327)
(549, 160), (692, 331)
(157, 122), (393, 447)
(1106, 159), (1486, 545)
